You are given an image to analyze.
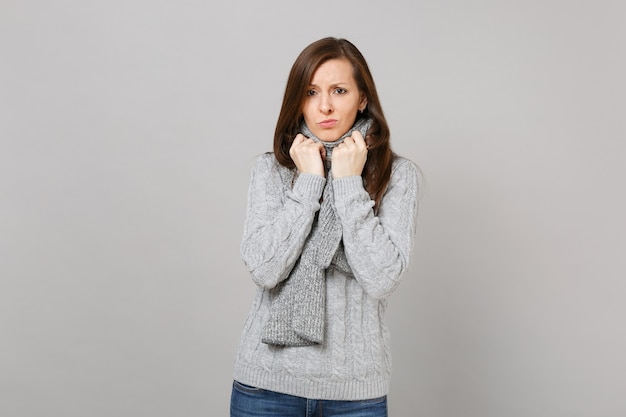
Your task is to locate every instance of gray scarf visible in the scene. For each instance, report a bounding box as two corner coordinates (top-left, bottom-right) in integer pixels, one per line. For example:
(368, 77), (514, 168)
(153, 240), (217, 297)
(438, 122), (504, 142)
(262, 117), (372, 347)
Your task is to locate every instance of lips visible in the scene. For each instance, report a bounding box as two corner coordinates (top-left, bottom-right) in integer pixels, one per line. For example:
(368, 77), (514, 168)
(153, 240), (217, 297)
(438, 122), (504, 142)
(318, 119), (338, 128)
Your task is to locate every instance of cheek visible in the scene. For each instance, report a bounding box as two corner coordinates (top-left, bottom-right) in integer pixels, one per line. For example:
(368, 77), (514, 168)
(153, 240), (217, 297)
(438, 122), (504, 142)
(301, 103), (315, 121)
(345, 106), (359, 122)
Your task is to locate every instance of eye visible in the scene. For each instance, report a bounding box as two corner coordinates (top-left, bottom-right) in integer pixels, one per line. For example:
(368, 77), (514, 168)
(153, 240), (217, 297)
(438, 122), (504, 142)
(306, 89), (317, 96)
(334, 88), (347, 94)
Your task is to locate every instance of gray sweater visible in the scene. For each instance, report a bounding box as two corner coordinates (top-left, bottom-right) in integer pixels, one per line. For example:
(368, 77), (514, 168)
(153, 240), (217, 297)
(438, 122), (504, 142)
(233, 152), (420, 400)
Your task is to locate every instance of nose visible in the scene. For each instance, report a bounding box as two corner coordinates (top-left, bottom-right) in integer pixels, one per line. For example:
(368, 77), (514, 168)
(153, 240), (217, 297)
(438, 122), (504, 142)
(320, 93), (333, 114)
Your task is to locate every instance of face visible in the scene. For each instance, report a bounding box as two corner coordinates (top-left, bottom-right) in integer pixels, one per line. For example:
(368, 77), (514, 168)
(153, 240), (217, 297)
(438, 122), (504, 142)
(301, 58), (367, 142)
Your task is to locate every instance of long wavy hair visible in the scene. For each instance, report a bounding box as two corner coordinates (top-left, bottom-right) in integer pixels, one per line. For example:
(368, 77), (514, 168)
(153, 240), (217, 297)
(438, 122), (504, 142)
(273, 37), (394, 210)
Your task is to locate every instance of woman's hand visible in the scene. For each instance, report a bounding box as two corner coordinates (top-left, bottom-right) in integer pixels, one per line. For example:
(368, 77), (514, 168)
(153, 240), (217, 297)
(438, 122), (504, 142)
(289, 134), (326, 177)
(331, 130), (368, 178)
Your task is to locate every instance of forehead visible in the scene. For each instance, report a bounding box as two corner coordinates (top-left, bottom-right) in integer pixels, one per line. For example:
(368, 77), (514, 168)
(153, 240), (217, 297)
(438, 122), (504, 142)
(310, 58), (355, 84)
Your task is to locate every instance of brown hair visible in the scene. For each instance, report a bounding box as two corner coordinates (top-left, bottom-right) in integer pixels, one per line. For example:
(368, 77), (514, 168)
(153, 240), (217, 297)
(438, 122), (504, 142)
(273, 37), (394, 209)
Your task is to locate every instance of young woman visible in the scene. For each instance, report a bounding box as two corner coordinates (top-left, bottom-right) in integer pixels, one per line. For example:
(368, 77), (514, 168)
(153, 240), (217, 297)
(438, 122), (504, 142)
(231, 37), (420, 417)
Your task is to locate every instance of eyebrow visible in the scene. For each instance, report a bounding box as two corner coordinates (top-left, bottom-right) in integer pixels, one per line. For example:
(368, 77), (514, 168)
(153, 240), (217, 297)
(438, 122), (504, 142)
(308, 82), (351, 88)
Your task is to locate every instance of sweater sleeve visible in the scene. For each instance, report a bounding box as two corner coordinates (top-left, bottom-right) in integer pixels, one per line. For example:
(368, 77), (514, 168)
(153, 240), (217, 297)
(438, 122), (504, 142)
(332, 158), (420, 300)
(240, 153), (326, 289)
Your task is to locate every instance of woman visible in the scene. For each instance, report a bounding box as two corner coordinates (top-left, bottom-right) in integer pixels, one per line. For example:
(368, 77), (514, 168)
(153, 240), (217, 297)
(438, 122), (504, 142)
(231, 37), (420, 417)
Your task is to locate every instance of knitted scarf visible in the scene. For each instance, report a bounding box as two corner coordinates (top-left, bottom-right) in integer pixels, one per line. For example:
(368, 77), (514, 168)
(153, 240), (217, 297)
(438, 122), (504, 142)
(262, 117), (372, 347)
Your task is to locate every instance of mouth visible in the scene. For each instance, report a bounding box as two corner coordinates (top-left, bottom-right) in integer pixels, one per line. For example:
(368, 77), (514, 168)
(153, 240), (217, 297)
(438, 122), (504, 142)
(318, 119), (338, 128)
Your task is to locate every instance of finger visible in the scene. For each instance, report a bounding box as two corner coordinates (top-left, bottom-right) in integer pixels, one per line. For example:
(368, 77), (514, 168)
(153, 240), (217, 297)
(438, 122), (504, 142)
(337, 137), (354, 149)
(292, 133), (306, 146)
(350, 131), (367, 150)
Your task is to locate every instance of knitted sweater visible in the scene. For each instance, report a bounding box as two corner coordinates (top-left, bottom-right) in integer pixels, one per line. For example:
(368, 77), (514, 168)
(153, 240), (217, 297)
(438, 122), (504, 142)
(233, 152), (420, 400)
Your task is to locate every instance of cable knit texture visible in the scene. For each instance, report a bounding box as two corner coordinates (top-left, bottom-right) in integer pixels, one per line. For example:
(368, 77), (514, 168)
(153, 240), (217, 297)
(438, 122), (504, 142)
(234, 135), (420, 400)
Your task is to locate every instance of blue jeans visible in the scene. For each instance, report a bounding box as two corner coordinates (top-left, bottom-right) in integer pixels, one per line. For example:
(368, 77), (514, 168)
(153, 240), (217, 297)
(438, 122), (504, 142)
(230, 381), (387, 417)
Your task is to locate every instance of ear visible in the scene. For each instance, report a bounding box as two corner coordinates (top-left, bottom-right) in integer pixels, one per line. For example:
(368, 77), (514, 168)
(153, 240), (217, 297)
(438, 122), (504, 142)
(359, 95), (368, 112)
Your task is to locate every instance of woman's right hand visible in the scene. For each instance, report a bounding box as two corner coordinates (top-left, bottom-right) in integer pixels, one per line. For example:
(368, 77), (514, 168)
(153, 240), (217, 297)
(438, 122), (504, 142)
(289, 134), (325, 177)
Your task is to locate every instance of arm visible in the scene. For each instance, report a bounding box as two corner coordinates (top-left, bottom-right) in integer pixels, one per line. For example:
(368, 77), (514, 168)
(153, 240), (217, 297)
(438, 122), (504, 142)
(333, 158), (420, 299)
(240, 153), (326, 289)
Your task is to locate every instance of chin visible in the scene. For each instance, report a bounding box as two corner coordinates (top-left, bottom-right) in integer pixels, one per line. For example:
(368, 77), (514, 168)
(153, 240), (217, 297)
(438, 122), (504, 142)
(317, 128), (346, 142)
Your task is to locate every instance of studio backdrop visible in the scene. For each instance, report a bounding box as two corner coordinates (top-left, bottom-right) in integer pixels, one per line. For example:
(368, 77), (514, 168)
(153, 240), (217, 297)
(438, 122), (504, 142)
(1, 1), (625, 416)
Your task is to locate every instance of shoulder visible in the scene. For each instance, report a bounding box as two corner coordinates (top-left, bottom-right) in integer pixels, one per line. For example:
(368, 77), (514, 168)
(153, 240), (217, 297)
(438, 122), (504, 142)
(390, 156), (421, 183)
(250, 152), (296, 185)
(382, 156), (422, 199)
(251, 152), (285, 175)
(251, 152), (278, 169)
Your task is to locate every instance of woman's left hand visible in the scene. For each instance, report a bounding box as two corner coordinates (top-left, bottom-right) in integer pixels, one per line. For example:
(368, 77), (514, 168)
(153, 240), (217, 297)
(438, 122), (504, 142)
(331, 130), (368, 178)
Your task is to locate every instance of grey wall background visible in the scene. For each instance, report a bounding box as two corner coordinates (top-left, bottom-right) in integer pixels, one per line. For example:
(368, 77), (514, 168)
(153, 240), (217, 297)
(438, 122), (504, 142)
(1, 1), (625, 416)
